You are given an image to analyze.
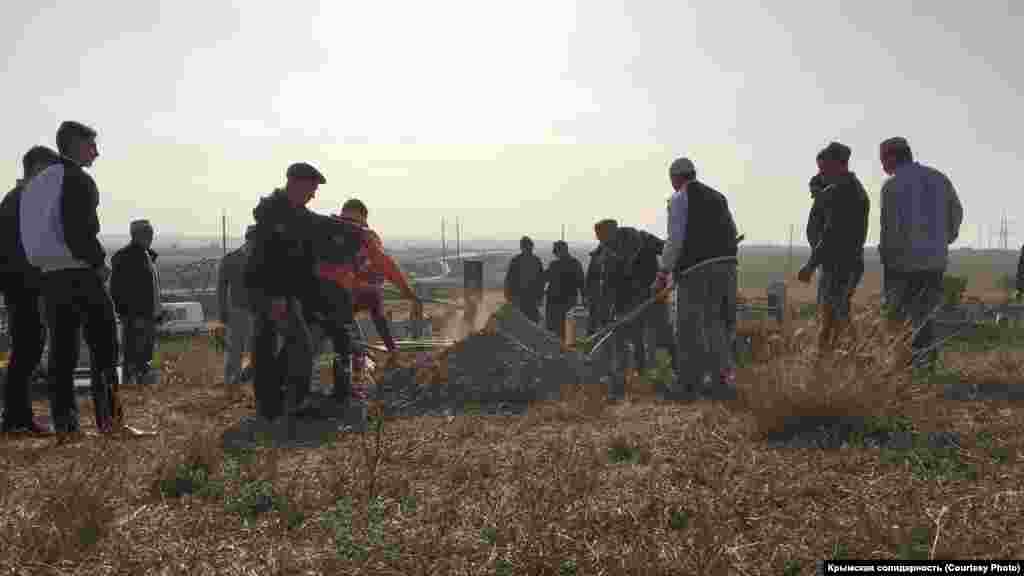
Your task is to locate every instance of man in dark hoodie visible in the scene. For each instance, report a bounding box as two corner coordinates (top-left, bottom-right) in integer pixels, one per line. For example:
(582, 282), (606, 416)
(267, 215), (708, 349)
(244, 162), (362, 423)
(798, 142), (870, 356)
(542, 241), (585, 339)
(19, 121), (122, 439)
(110, 219), (165, 385)
(1, 145), (61, 434)
(503, 236), (544, 323)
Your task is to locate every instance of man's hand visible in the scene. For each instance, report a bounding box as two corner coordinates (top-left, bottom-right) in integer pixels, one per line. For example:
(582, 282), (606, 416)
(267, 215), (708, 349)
(653, 270), (671, 293)
(270, 298), (288, 323)
(797, 264), (814, 284)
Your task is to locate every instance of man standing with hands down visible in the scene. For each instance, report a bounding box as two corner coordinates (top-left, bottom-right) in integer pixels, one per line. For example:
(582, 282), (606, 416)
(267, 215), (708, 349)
(1, 145), (61, 434)
(654, 157), (740, 400)
(877, 137), (962, 371)
(20, 121), (123, 439)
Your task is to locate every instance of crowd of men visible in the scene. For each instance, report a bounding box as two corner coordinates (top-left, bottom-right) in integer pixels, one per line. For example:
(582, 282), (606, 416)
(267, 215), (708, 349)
(0, 121), (965, 436)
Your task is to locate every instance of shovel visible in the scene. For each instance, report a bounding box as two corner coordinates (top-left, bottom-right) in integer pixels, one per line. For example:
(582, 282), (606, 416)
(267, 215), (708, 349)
(584, 254), (740, 359)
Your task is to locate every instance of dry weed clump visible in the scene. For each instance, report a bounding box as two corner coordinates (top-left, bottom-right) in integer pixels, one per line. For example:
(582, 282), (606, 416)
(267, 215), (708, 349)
(4, 444), (130, 566)
(738, 303), (918, 438)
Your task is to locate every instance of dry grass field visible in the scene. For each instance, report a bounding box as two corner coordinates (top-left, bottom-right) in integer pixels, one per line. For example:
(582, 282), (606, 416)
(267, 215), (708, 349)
(2, 278), (1024, 575)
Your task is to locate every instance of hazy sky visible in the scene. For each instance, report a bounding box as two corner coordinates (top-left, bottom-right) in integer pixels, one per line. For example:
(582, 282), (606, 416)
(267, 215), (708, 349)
(3, 1), (1022, 246)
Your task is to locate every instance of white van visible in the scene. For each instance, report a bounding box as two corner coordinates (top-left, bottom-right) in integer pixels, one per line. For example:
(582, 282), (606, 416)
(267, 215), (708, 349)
(157, 301), (208, 336)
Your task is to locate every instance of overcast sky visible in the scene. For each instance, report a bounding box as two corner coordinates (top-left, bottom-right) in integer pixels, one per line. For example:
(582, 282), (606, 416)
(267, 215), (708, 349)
(3, 1), (1021, 246)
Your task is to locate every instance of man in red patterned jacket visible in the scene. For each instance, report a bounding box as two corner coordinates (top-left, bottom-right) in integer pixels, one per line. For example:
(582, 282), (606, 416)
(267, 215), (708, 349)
(317, 199), (422, 401)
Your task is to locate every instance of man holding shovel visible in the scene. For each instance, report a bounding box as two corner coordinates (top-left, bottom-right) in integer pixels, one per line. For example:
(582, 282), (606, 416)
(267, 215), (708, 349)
(654, 157), (740, 400)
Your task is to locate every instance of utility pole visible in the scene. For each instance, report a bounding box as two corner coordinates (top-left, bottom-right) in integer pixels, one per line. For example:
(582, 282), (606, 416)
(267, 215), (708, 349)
(456, 216), (461, 260)
(561, 224), (565, 242)
(221, 210), (227, 257)
(441, 217), (447, 264)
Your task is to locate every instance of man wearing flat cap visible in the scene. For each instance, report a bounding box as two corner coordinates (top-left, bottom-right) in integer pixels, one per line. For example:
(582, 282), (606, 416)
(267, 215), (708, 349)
(653, 157), (740, 400)
(798, 141), (870, 358)
(111, 219), (164, 385)
(878, 137), (962, 371)
(244, 162), (363, 427)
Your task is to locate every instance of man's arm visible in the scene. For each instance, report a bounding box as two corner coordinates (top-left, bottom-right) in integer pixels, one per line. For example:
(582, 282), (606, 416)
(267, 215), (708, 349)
(877, 181), (888, 269)
(503, 256), (519, 301)
(660, 192), (687, 272)
(365, 230), (417, 300)
(945, 174), (963, 245)
(217, 252), (232, 320)
(109, 251), (125, 316)
(574, 260), (585, 305)
(60, 169), (106, 270)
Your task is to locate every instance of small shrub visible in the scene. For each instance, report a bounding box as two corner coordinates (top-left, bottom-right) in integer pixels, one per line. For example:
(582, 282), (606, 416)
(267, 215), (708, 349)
(897, 526), (931, 560)
(782, 559), (802, 576)
(607, 435), (649, 465)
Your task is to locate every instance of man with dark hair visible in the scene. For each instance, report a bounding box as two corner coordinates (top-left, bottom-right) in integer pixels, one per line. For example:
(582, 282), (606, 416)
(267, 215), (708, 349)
(654, 157), (740, 400)
(244, 162), (363, 425)
(878, 137), (963, 370)
(110, 219), (164, 385)
(19, 121), (122, 440)
(542, 240), (585, 339)
(798, 141), (870, 356)
(218, 225), (257, 388)
(503, 236), (544, 323)
(1, 145), (61, 434)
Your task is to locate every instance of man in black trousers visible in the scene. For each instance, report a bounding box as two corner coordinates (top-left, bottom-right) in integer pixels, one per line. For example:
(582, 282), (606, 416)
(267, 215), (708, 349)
(1, 145), (61, 434)
(20, 121), (122, 440)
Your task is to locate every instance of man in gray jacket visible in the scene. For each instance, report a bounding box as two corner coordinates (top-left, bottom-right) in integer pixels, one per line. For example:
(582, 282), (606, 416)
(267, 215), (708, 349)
(878, 137), (963, 370)
(218, 226), (256, 387)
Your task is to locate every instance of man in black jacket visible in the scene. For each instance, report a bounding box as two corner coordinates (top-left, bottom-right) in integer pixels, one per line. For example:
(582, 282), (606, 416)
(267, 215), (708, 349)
(244, 162), (362, 424)
(654, 157), (739, 400)
(542, 241), (584, 339)
(595, 219), (666, 377)
(1, 145), (61, 434)
(798, 142), (870, 356)
(503, 236), (544, 323)
(20, 121), (122, 439)
(110, 219), (164, 385)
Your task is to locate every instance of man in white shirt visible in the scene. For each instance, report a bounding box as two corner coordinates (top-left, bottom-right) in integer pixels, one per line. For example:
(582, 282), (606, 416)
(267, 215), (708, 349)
(654, 157), (740, 400)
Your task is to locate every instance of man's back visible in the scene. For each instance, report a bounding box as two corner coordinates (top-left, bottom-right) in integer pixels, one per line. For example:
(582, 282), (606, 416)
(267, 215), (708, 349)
(880, 162), (963, 272)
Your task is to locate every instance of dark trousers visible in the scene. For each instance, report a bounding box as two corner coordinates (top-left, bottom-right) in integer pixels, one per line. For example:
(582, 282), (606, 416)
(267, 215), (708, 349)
(121, 315), (155, 382)
(544, 300), (573, 339)
(884, 268), (943, 368)
(1, 282), (45, 427)
(251, 298), (314, 421)
(42, 269), (120, 433)
(615, 296), (647, 374)
(513, 298), (541, 324)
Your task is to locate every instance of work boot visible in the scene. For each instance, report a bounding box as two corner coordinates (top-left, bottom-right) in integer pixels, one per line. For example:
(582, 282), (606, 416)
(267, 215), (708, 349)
(93, 367), (123, 434)
(332, 357), (352, 405)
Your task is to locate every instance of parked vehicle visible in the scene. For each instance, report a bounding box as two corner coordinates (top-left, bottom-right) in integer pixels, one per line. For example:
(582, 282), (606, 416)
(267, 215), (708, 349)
(157, 301), (208, 337)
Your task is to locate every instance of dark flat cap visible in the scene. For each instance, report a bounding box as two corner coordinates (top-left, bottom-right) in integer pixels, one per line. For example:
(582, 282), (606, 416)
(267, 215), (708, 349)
(286, 162), (326, 184)
(880, 137), (910, 153)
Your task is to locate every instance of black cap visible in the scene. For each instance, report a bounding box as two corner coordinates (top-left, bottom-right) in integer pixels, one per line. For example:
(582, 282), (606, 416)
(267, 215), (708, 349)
(286, 162), (326, 184)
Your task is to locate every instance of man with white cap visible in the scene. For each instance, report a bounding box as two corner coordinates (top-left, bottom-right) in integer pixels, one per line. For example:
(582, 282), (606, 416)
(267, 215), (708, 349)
(878, 136), (962, 371)
(111, 219), (164, 385)
(654, 157), (740, 400)
(218, 225), (257, 387)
